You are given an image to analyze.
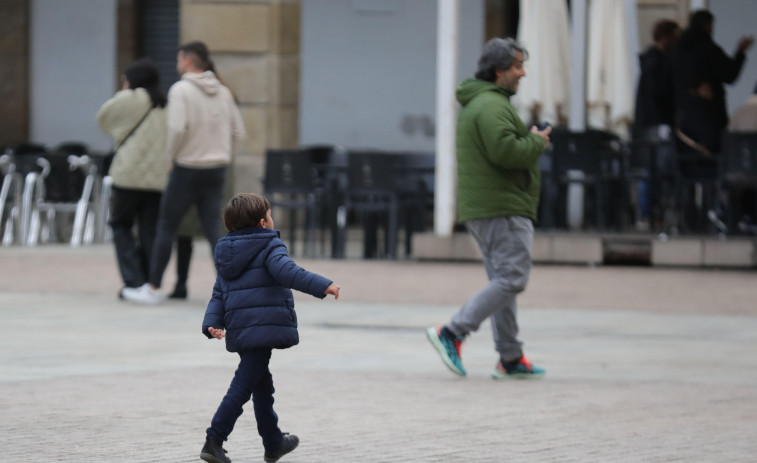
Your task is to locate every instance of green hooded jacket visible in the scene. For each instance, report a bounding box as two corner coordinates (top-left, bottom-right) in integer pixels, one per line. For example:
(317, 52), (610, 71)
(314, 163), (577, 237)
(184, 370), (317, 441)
(455, 78), (546, 223)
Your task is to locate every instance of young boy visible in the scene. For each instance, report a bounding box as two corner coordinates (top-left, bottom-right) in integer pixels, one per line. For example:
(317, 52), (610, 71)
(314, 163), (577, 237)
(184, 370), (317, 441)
(200, 193), (340, 463)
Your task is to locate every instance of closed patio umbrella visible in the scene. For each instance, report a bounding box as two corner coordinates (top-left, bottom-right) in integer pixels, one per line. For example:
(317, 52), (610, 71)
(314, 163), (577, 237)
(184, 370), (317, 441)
(586, 0), (636, 138)
(513, 0), (571, 127)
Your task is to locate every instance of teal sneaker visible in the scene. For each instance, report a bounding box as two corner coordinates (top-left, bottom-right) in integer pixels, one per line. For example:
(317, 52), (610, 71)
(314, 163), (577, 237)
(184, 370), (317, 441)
(491, 355), (545, 379)
(426, 326), (467, 376)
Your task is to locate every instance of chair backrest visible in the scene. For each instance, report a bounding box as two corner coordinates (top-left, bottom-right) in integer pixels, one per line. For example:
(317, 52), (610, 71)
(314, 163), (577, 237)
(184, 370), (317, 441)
(720, 132), (757, 178)
(393, 152), (435, 195)
(12, 144), (48, 176)
(13, 144), (86, 203)
(550, 129), (622, 175)
(346, 151), (401, 193)
(55, 142), (89, 155)
(264, 149), (316, 195)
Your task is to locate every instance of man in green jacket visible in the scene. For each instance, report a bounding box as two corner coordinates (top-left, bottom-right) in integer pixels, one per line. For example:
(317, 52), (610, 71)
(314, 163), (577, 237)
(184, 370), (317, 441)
(427, 37), (551, 379)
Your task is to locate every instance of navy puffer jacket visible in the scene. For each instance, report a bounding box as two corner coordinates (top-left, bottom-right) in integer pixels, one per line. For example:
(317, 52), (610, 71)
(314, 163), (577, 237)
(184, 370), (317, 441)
(202, 226), (332, 351)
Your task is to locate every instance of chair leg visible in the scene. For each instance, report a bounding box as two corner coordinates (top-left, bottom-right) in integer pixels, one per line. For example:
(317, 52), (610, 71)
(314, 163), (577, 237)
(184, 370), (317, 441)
(333, 204), (347, 259)
(595, 183), (605, 231)
(387, 198), (398, 259)
(306, 198), (317, 258)
(288, 206), (297, 256)
(363, 212), (377, 259)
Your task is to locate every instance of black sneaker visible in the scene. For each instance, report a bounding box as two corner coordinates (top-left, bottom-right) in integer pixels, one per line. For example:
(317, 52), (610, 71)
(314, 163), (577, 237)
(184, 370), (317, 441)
(264, 433), (299, 462)
(200, 437), (231, 463)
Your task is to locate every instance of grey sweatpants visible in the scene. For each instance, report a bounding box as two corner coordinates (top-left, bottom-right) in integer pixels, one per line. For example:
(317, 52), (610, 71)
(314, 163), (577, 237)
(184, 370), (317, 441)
(448, 216), (534, 360)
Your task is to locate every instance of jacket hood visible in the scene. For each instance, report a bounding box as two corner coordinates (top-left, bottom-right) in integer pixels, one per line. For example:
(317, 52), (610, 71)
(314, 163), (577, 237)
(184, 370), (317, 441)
(456, 78), (513, 106)
(214, 227), (280, 280)
(182, 71), (220, 96)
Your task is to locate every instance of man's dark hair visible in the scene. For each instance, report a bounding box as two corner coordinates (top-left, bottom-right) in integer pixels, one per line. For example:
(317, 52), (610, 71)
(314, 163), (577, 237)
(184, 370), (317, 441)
(689, 10), (714, 33)
(178, 40), (211, 71)
(222, 193), (271, 232)
(474, 37), (528, 83)
(652, 19), (679, 42)
(124, 58), (167, 108)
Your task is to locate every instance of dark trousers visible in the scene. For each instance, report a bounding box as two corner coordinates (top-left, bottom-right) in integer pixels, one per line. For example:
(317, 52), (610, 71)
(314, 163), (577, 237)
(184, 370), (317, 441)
(173, 235), (194, 289)
(148, 165), (226, 288)
(207, 349), (283, 452)
(108, 186), (161, 288)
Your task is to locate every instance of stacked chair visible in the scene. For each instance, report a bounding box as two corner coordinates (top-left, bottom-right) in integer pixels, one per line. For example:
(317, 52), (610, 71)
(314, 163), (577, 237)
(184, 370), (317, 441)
(1, 142), (112, 247)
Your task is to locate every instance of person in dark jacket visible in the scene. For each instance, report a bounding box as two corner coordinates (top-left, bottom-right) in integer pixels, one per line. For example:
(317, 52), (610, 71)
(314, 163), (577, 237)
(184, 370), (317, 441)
(671, 10), (753, 157)
(635, 19), (680, 130)
(633, 19), (680, 229)
(200, 193), (340, 463)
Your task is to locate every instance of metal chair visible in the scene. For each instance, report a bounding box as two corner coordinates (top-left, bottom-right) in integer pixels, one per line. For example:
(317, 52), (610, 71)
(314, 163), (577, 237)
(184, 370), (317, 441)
(393, 152), (435, 256)
(263, 149), (320, 257)
(334, 151), (400, 259)
(548, 129), (625, 230)
(717, 132), (757, 234)
(17, 146), (105, 246)
(0, 149), (24, 246)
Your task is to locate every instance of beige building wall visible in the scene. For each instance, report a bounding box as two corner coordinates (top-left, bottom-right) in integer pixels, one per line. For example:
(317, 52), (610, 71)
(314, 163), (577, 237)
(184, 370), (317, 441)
(637, 0), (692, 49)
(180, 0), (300, 194)
(0, 0), (30, 147)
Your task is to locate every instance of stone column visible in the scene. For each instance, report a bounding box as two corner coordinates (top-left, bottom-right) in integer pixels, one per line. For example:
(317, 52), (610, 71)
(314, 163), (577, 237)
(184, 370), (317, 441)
(180, 0), (300, 193)
(0, 0), (30, 146)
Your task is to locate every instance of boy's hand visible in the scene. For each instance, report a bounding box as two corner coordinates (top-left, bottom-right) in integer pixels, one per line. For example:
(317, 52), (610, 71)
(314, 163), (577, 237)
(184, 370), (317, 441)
(208, 327), (225, 339)
(325, 283), (340, 300)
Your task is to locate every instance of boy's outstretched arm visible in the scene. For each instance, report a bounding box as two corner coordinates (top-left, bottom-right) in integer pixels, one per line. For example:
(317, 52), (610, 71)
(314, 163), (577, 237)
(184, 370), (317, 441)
(266, 244), (336, 299)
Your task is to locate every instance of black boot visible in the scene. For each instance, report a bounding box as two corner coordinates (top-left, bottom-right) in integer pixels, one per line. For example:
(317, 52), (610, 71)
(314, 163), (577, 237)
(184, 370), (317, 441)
(264, 433), (299, 462)
(168, 282), (187, 299)
(200, 437), (231, 463)
(170, 236), (193, 299)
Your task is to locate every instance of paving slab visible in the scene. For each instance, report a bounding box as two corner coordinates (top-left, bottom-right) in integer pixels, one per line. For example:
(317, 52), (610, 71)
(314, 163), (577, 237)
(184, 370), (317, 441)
(1, 245), (756, 462)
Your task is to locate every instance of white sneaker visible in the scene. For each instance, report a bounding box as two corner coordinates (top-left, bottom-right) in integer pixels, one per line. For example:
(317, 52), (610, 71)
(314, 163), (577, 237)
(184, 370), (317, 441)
(121, 284), (164, 305)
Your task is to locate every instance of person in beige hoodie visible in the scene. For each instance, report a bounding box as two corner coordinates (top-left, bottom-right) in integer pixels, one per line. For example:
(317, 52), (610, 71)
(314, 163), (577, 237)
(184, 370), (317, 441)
(97, 58), (170, 298)
(123, 41), (245, 305)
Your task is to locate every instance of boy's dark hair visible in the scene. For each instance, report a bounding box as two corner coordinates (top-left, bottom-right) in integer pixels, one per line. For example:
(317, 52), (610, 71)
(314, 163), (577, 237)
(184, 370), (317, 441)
(222, 193), (271, 232)
(178, 40), (211, 71)
(652, 19), (679, 42)
(124, 58), (167, 108)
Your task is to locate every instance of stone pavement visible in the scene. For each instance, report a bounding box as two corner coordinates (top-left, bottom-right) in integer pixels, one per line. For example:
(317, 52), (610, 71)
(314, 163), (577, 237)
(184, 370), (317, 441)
(1, 244), (756, 462)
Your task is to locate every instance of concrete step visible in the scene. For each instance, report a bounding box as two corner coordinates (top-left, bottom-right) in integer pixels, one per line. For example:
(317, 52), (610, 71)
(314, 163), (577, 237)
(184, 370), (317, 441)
(413, 231), (757, 268)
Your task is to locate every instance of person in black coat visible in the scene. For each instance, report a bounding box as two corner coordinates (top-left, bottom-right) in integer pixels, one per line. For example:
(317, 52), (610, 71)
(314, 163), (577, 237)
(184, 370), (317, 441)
(200, 193), (340, 463)
(635, 19), (680, 131)
(671, 9), (753, 158)
(633, 19), (680, 229)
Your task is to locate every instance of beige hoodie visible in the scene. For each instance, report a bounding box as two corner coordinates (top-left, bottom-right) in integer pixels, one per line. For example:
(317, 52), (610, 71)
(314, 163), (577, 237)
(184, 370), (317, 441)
(166, 71), (246, 168)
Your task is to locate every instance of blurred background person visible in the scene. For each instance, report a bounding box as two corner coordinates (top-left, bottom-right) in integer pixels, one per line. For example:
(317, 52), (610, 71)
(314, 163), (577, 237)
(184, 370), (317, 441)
(670, 10), (753, 231)
(633, 19), (680, 230)
(723, 80), (757, 234)
(123, 41), (245, 305)
(96, 58), (170, 299)
(169, 61), (238, 301)
(671, 9), (753, 165)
